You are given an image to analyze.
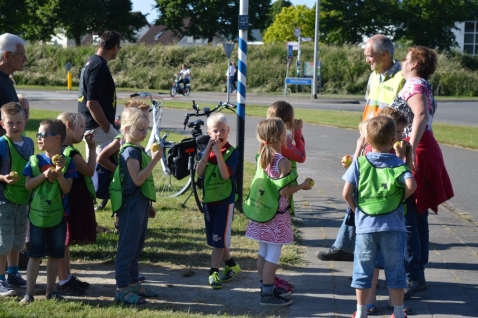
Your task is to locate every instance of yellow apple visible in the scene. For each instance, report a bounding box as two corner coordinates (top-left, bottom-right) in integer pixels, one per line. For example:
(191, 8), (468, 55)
(151, 143), (160, 152)
(52, 154), (62, 165)
(9, 171), (18, 179)
(393, 141), (402, 151)
(341, 155), (353, 166)
(309, 179), (315, 187)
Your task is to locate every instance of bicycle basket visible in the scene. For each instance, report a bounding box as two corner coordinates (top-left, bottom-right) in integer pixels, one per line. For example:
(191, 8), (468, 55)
(167, 138), (196, 180)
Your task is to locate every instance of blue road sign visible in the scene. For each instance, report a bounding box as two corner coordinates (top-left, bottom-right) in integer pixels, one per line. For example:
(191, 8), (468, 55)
(285, 77), (313, 85)
(288, 45), (293, 58)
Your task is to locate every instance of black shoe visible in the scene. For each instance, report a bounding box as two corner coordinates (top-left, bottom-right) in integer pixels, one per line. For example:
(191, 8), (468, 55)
(316, 247), (354, 261)
(404, 279), (427, 299)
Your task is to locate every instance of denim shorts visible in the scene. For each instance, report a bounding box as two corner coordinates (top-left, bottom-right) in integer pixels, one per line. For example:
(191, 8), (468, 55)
(0, 202), (28, 255)
(28, 218), (66, 259)
(352, 231), (407, 289)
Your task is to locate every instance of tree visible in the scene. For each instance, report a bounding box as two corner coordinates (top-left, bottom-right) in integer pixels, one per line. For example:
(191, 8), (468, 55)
(154, 0), (271, 43)
(263, 5), (315, 43)
(0, 0), (27, 35)
(320, 0), (400, 45)
(394, 0), (478, 51)
(265, 0), (293, 28)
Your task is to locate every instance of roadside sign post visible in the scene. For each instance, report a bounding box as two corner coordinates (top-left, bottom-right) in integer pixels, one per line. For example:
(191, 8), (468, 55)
(65, 62), (72, 91)
(223, 43), (235, 103)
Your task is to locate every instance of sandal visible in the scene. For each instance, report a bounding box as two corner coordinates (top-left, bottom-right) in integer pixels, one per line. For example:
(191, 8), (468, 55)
(96, 226), (113, 234)
(387, 304), (413, 315)
(131, 283), (159, 297)
(46, 291), (65, 301)
(366, 303), (377, 315)
(115, 287), (146, 304)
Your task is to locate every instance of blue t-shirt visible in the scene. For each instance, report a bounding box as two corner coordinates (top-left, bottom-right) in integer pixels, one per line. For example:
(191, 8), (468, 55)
(23, 153), (78, 215)
(342, 152), (413, 235)
(119, 146), (143, 196)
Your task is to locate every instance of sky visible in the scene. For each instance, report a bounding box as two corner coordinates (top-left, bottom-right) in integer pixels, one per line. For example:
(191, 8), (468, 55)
(131, 0), (317, 23)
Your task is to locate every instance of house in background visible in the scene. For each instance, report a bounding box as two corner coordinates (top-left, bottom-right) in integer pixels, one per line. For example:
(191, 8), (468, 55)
(453, 21), (478, 55)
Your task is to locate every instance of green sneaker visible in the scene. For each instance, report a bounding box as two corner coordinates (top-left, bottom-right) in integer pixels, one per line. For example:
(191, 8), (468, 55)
(219, 264), (241, 282)
(208, 272), (222, 289)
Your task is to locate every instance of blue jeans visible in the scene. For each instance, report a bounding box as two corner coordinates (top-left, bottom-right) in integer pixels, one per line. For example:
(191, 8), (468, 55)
(404, 196), (429, 282)
(332, 207), (356, 254)
(352, 231), (406, 289)
(115, 192), (150, 288)
(28, 218), (66, 259)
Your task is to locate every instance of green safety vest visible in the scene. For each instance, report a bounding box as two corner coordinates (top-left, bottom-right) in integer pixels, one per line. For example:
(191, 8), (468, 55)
(362, 69), (404, 121)
(62, 145), (96, 199)
(2, 136), (32, 205)
(109, 143), (156, 213)
(203, 146), (237, 203)
(357, 156), (409, 215)
(243, 158), (298, 223)
(29, 155), (71, 228)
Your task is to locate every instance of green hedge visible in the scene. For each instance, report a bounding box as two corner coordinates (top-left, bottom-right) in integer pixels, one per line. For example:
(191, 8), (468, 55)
(15, 43), (478, 96)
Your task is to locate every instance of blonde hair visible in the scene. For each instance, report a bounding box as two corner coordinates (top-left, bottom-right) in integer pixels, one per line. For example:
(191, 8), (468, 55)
(379, 107), (408, 126)
(367, 115), (396, 148)
(125, 99), (150, 110)
(120, 107), (148, 136)
(358, 119), (370, 137)
(17, 93), (27, 103)
(207, 113), (228, 128)
(257, 118), (286, 169)
(57, 112), (85, 131)
(0, 102), (24, 119)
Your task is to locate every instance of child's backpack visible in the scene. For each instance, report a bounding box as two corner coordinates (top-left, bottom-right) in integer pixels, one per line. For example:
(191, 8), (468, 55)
(167, 138), (197, 180)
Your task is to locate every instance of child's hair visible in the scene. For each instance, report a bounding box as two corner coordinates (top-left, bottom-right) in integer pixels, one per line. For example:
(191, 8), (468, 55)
(366, 115), (396, 148)
(57, 112), (85, 131)
(379, 107), (408, 126)
(207, 113), (228, 128)
(267, 101), (294, 131)
(358, 119), (370, 137)
(125, 99), (150, 111)
(120, 107), (148, 135)
(0, 102), (25, 119)
(257, 118), (286, 169)
(40, 119), (67, 144)
(17, 93), (27, 103)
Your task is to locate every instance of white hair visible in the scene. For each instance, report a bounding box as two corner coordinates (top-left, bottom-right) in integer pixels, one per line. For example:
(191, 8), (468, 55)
(207, 113), (228, 128)
(0, 33), (25, 59)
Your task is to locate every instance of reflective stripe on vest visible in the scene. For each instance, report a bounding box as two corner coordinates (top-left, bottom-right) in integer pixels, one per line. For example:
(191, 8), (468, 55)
(62, 145), (96, 199)
(362, 71), (404, 121)
(203, 146), (236, 203)
(2, 136), (32, 205)
(357, 156), (409, 215)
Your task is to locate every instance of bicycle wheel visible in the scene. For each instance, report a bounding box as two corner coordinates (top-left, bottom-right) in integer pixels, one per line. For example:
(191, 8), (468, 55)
(154, 143), (191, 198)
(170, 86), (177, 97)
(183, 87), (190, 96)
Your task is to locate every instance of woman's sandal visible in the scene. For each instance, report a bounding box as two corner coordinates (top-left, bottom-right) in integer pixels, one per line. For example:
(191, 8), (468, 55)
(387, 304), (413, 315)
(115, 287), (146, 305)
(131, 283), (159, 297)
(366, 303), (377, 315)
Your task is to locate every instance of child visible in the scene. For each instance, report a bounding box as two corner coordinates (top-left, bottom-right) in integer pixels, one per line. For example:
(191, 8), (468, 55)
(196, 113), (241, 289)
(17, 94), (30, 123)
(343, 115), (416, 318)
(244, 118), (312, 306)
(110, 107), (161, 304)
(266, 101), (305, 292)
(21, 119), (77, 303)
(56, 112), (97, 295)
(0, 102), (34, 296)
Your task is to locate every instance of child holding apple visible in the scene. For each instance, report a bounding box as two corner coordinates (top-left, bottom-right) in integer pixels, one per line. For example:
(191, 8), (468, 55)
(0, 102), (34, 296)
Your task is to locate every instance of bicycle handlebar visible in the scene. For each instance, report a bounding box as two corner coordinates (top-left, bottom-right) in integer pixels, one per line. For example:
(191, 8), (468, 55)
(183, 101), (236, 129)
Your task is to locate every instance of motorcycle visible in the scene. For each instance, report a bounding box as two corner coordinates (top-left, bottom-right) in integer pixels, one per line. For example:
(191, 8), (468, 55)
(170, 74), (191, 97)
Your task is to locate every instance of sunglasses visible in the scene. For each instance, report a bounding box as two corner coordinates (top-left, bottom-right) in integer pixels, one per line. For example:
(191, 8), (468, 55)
(36, 132), (58, 138)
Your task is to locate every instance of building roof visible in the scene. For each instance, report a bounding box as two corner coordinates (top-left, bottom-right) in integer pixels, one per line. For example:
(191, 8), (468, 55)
(137, 25), (180, 45)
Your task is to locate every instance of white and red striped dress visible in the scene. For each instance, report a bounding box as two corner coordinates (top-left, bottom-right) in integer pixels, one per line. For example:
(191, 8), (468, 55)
(245, 153), (294, 245)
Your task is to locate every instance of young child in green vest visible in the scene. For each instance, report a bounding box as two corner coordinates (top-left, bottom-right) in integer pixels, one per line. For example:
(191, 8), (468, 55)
(266, 101), (306, 292)
(244, 118), (311, 307)
(196, 113), (241, 289)
(54, 112), (97, 296)
(342, 115), (416, 318)
(21, 119), (77, 303)
(0, 102), (34, 296)
(110, 107), (161, 305)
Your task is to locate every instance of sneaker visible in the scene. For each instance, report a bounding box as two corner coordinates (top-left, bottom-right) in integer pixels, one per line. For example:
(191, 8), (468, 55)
(274, 275), (294, 288)
(208, 272), (222, 289)
(316, 246), (354, 261)
(391, 314), (407, 318)
(70, 275), (90, 289)
(260, 288), (293, 307)
(0, 280), (16, 297)
(7, 273), (27, 288)
(274, 286), (292, 298)
(56, 279), (86, 296)
(219, 264), (241, 282)
(404, 279), (427, 299)
(20, 294), (34, 304)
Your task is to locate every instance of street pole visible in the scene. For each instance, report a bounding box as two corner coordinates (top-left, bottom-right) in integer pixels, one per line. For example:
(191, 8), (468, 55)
(236, 0), (248, 212)
(312, 0), (320, 99)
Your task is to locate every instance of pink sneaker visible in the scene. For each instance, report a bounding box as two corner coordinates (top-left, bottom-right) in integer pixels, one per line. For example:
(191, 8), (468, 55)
(274, 275), (294, 288)
(274, 276), (294, 292)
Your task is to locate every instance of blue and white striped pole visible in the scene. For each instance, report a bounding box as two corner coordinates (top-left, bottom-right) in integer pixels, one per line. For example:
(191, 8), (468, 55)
(236, 0), (248, 211)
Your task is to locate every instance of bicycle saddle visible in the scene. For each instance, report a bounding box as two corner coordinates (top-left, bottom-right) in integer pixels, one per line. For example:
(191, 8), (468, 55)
(187, 119), (204, 128)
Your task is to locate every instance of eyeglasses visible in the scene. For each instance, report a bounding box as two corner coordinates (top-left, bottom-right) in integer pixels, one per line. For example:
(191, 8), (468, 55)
(36, 132), (58, 138)
(8, 51), (26, 57)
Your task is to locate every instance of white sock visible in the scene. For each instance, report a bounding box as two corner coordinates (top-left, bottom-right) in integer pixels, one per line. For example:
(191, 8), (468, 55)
(58, 278), (70, 286)
(356, 305), (367, 318)
(394, 305), (405, 318)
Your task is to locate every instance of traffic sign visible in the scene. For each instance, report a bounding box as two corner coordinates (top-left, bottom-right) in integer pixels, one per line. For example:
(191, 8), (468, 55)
(288, 45), (293, 58)
(285, 77), (312, 85)
(238, 15), (249, 30)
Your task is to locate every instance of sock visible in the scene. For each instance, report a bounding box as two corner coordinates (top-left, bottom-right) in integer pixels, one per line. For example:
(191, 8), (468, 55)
(262, 283), (274, 293)
(356, 305), (367, 318)
(394, 305), (405, 318)
(58, 279), (70, 286)
(209, 268), (219, 276)
(224, 258), (236, 267)
(7, 266), (18, 275)
(0, 274), (5, 281)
